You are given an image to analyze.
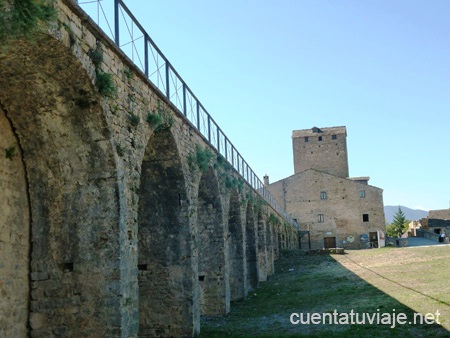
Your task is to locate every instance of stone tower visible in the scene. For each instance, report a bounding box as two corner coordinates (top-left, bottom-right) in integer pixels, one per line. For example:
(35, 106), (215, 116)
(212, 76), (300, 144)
(292, 126), (349, 177)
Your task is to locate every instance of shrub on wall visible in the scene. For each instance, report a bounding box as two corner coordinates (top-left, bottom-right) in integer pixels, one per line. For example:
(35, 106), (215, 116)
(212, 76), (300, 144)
(0, 0), (56, 42)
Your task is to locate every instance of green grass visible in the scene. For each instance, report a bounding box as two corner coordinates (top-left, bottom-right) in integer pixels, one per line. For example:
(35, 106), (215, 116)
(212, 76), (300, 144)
(197, 247), (450, 337)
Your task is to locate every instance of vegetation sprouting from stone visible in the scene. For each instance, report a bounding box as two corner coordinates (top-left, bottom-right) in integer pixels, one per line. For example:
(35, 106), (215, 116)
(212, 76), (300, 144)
(124, 66), (133, 81)
(96, 71), (116, 97)
(62, 22), (76, 47)
(4, 146), (16, 160)
(188, 144), (214, 172)
(128, 112), (140, 127)
(116, 143), (126, 157)
(214, 154), (244, 192)
(268, 213), (281, 226)
(146, 101), (173, 132)
(246, 192), (267, 214)
(89, 44), (117, 98)
(88, 47), (103, 68)
(0, 0), (56, 42)
(146, 111), (162, 128)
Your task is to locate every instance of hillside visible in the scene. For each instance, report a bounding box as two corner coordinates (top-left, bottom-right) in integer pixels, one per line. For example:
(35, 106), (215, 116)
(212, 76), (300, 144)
(384, 205), (428, 224)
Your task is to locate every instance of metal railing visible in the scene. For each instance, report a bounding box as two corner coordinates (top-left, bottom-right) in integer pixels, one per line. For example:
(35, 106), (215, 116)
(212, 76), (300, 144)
(76, 0), (299, 230)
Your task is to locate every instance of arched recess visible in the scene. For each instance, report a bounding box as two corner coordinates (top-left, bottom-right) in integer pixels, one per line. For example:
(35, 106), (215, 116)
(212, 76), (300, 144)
(197, 166), (229, 315)
(0, 37), (120, 337)
(0, 105), (29, 337)
(266, 222), (274, 276)
(245, 202), (258, 291)
(228, 188), (245, 301)
(257, 211), (268, 282)
(273, 223), (280, 260)
(137, 129), (193, 337)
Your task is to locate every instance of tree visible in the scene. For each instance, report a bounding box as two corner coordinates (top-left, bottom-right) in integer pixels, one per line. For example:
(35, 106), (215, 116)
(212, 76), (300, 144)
(387, 206), (409, 237)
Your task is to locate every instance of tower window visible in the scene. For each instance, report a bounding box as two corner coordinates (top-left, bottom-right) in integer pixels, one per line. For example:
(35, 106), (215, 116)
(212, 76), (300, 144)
(318, 214), (324, 223)
(332, 134), (337, 140)
(360, 190), (366, 198)
(363, 214), (369, 222)
(318, 136), (323, 141)
(305, 137), (309, 142)
(320, 191), (327, 200)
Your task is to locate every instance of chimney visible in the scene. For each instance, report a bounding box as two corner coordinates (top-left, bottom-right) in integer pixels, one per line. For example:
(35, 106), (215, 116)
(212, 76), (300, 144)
(263, 174), (269, 186)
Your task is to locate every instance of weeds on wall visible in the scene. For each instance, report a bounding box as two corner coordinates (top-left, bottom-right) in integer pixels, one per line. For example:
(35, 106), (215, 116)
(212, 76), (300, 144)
(124, 66), (133, 81)
(0, 0), (56, 42)
(246, 192), (267, 215)
(268, 213), (281, 226)
(4, 146), (16, 160)
(116, 143), (126, 157)
(188, 144), (214, 172)
(89, 44), (117, 98)
(128, 112), (140, 127)
(61, 22), (76, 47)
(213, 154), (245, 193)
(145, 101), (173, 132)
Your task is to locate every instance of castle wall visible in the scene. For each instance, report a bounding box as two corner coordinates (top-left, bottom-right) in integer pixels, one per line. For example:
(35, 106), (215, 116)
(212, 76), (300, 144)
(292, 127), (349, 178)
(269, 170), (385, 250)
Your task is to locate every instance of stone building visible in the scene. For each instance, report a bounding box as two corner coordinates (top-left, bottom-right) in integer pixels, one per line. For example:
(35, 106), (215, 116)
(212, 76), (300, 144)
(267, 126), (385, 250)
(424, 209), (450, 234)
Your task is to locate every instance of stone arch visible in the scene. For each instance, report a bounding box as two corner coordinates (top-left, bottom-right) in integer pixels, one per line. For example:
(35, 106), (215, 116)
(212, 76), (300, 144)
(0, 105), (30, 337)
(257, 211), (268, 282)
(0, 37), (119, 337)
(137, 128), (193, 337)
(197, 166), (229, 315)
(228, 188), (245, 301)
(245, 201), (258, 291)
(266, 222), (274, 276)
(273, 223), (280, 260)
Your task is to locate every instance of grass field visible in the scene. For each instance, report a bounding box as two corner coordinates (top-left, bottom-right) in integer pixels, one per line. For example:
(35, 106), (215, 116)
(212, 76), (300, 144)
(197, 246), (450, 337)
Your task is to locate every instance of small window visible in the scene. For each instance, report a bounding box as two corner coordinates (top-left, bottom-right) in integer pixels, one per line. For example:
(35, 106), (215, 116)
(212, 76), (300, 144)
(318, 214), (324, 223)
(360, 190), (366, 198)
(332, 134), (337, 140)
(318, 136), (323, 141)
(363, 214), (369, 222)
(320, 191), (327, 200)
(305, 137), (309, 142)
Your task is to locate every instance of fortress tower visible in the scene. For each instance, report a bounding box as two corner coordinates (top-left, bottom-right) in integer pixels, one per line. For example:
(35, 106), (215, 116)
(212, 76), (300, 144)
(292, 126), (349, 178)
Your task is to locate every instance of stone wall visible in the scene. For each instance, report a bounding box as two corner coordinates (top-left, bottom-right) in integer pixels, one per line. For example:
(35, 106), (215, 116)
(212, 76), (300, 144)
(0, 1), (299, 337)
(269, 169), (384, 250)
(292, 126), (349, 178)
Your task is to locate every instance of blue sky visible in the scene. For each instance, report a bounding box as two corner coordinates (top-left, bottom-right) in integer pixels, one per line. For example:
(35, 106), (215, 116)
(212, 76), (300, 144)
(81, 1), (450, 211)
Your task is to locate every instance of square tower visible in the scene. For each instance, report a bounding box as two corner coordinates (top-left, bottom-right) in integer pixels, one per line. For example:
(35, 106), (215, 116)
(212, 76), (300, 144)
(292, 126), (349, 178)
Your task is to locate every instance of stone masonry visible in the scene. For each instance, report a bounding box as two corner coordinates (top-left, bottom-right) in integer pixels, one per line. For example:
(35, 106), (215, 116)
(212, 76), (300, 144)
(267, 126), (385, 250)
(0, 1), (299, 337)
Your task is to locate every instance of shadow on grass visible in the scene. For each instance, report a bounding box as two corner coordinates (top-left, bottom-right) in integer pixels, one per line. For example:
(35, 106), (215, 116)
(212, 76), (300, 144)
(196, 250), (449, 337)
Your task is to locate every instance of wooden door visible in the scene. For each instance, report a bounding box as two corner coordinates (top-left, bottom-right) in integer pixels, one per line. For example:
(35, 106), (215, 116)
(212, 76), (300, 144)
(324, 237), (336, 249)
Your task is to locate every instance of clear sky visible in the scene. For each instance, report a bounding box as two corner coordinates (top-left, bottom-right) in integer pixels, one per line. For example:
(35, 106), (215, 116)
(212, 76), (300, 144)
(81, 0), (450, 211)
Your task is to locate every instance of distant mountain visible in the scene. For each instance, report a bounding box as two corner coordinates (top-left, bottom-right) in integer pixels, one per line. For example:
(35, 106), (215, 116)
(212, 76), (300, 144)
(384, 205), (428, 224)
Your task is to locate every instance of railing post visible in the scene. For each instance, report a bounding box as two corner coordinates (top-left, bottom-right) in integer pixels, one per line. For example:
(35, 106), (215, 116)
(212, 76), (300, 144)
(182, 83), (187, 116)
(165, 62), (170, 98)
(207, 116), (211, 142)
(224, 138), (228, 161)
(114, 0), (120, 45)
(231, 147), (234, 168)
(196, 102), (200, 130)
(217, 127), (220, 152)
(144, 34), (149, 77)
